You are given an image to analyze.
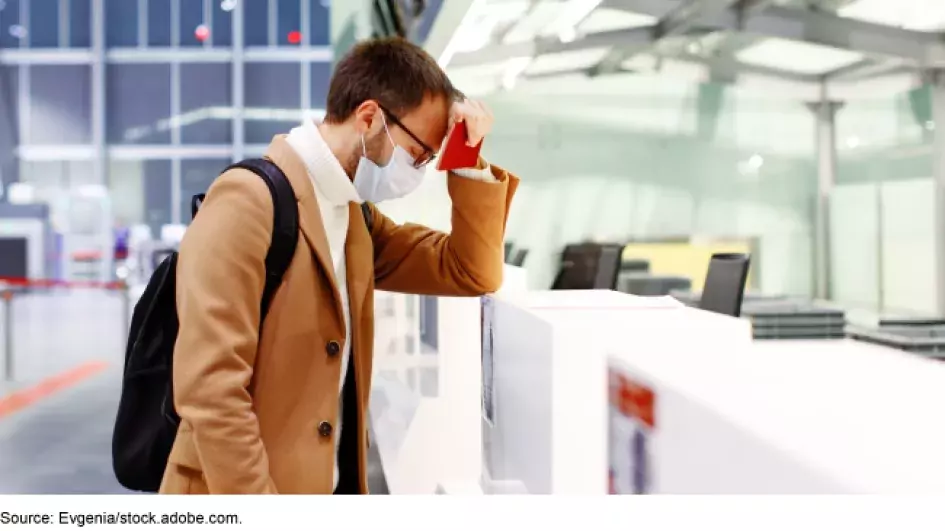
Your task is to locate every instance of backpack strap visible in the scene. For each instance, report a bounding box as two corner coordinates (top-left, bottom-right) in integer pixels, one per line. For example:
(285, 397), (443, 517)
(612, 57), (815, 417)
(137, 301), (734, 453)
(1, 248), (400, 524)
(221, 158), (299, 319)
(360, 201), (373, 234)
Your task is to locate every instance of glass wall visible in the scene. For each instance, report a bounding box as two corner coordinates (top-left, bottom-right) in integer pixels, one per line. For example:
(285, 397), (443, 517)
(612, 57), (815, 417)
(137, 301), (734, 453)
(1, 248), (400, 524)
(0, 0), (333, 238)
(463, 74), (817, 295)
(832, 85), (937, 315)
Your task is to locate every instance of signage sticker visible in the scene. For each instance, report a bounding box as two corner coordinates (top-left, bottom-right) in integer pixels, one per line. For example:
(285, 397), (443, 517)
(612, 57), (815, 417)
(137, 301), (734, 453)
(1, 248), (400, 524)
(608, 369), (656, 494)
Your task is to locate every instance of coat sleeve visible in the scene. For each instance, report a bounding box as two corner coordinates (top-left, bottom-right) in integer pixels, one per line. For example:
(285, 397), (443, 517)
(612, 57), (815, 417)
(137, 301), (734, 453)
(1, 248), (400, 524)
(172, 169), (278, 494)
(370, 163), (519, 296)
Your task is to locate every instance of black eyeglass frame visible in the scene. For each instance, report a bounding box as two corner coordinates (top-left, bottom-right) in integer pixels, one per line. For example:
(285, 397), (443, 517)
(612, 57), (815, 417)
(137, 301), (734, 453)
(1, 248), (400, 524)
(377, 103), (437, 169)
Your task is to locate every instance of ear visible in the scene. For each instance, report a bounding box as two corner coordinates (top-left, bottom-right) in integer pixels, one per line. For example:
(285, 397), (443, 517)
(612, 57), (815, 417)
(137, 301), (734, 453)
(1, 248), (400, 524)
(352, 100), (382, 135)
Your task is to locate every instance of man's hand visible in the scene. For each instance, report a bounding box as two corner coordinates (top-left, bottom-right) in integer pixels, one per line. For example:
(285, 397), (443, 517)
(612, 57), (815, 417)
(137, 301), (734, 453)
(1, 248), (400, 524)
(451, 99), (494, 147)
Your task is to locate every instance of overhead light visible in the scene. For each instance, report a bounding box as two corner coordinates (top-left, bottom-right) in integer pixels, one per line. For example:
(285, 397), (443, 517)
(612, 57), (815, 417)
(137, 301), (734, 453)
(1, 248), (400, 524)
(195, 24), (210, 42)
(220, 0), (237, 12)
(8, 24), (26, 39)
(748, 154), (764, 169)
(686, 41), (702, 55)
(845, 136), (861, 149)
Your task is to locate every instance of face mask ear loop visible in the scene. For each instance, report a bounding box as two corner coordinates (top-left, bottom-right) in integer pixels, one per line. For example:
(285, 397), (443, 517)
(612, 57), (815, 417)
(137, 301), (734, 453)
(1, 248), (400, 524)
(360, 135), (367, 157)
(380, 111), (396, 146)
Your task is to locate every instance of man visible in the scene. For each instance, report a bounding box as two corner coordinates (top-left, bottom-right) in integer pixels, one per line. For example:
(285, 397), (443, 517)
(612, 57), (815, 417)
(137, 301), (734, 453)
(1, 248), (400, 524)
(158, 37), (518, 494)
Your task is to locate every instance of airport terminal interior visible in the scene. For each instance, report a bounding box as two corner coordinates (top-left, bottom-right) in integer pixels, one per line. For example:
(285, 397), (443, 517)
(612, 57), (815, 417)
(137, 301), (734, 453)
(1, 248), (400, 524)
(3, 0), (945, 494)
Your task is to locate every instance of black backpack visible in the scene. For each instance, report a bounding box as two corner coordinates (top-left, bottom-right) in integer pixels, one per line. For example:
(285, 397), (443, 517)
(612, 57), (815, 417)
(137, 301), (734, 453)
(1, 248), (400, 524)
(111, 158), (373, 492)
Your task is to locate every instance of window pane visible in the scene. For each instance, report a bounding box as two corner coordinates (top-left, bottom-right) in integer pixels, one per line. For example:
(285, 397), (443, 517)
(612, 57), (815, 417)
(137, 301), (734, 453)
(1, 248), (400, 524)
(310, 61), (331, 110)
(278, 0), (301, 46)
(29, 0), (60, 48)
(107, 64), (171, 144)
(70, 0), (92, 47)
(180, 63), (232, 144)
(148, 0), (172, 47)
(110, 159), (171, 236)
(310, 0), (329, 45)
(213, 0), (233, 47)
(179, 0), (204, 47)
(20, 160), (96, 189)
(0, 0), (23, 48)
(180, 159), (229, 224)
(106, 0), (139, 47)
(243, 0), (269, 46)
(244, 62), (301, 144)
(29, 65), (92, 145)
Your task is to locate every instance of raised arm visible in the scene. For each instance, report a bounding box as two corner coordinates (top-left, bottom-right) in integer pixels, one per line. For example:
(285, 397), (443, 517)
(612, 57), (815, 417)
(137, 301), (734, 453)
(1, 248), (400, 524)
(172, 169), (278, 494)
(370, 162), (519, 296)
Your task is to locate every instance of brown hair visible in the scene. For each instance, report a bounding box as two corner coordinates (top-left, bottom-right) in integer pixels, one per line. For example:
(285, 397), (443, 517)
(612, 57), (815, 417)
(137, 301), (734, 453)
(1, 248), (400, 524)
(325, 37), (459, 123)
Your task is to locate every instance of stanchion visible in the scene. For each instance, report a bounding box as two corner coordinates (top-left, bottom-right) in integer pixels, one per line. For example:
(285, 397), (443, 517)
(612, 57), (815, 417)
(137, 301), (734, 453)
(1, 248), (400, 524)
(2, 289), (13, 382)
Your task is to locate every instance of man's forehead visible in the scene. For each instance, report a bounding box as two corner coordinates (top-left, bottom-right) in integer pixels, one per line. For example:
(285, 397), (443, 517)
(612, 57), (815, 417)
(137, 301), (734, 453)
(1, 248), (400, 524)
(399, 97), (450, 148)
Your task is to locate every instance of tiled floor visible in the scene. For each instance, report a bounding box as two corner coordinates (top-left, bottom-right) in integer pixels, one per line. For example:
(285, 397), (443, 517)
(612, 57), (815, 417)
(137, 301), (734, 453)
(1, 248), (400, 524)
(0, 290), (389, 494)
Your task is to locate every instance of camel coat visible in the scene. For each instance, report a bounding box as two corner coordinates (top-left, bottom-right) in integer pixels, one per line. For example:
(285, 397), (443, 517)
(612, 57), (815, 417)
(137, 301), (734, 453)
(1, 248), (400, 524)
(159, 136), (518, 494)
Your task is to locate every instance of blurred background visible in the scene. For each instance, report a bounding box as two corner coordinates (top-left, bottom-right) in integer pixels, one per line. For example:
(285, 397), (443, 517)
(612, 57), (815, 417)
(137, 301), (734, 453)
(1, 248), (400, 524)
(1, 0), (944, 493)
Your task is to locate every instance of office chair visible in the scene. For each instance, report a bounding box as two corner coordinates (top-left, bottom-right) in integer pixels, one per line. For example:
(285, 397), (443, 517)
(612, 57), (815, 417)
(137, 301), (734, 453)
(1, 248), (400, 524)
(699, 253), (751, 317)
(504, 242), (514, 262)
(551, 243), (623, 290)
(510, 248), (528, 267)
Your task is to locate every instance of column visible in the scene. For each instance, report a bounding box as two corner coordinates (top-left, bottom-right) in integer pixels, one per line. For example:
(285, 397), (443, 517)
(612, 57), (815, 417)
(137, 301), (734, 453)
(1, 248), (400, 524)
(91, 0), (106, 186)
(930, 73), (945, 315)
(806, 85), (843, 301)
(231, 0), (245, 162)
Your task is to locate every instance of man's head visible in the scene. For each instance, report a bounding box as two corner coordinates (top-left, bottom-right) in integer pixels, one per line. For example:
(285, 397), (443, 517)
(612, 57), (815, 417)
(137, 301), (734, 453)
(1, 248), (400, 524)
(323, 37), (459, 176)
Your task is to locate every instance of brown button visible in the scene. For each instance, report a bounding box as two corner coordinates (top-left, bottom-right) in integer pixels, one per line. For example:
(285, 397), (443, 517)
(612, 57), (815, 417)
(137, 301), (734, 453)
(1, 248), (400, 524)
(318, 421), (333, 437)
(326, 340), (341, 357)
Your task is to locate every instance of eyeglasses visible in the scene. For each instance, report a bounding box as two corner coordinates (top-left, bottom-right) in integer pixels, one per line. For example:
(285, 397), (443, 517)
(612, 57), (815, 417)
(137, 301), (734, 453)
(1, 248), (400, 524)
(377, 104), (437, 169)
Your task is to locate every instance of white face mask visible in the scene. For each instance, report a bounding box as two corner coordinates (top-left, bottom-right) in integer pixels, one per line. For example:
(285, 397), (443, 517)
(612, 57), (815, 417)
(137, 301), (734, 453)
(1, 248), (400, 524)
(352, 114), (426, 203)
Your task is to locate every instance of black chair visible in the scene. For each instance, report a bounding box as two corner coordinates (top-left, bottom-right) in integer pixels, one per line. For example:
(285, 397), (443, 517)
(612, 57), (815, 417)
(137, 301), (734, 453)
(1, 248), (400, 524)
(551, 243), (623, 290)
(504, 242), (514, 261)
(510, 248), (528, 267)
(699, 253), (751, 317)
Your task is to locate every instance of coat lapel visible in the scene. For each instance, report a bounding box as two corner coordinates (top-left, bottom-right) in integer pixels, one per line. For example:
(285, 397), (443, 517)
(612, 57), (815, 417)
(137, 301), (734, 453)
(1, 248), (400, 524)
(264, 136), (344, 320)
(345, 202), (373, 379)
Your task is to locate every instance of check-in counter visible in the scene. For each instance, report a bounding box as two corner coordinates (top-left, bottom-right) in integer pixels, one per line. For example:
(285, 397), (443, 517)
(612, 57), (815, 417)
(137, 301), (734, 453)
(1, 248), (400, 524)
(481, 289), (752, 494)
(608, 337), (945, 493)
(369, 264), (528, 494)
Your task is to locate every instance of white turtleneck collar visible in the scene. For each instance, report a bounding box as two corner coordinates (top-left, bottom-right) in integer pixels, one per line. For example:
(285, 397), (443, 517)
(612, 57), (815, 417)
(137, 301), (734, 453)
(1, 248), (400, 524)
(285, 118), (362, 206)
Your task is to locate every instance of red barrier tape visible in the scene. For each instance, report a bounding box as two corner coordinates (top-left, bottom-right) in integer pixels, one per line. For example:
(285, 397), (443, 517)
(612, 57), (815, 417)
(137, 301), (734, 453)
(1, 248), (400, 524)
(0, 276), (127, 290)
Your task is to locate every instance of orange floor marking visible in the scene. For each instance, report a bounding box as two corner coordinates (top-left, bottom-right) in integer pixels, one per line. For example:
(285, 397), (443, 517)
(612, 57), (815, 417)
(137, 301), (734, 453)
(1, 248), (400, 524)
(0, 360), (109, 419)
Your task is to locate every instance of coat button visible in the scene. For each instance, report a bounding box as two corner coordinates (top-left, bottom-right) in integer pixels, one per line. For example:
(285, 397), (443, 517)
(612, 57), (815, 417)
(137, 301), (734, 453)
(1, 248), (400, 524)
(326, 340), (341, 357)
(318, 421), (333, 437)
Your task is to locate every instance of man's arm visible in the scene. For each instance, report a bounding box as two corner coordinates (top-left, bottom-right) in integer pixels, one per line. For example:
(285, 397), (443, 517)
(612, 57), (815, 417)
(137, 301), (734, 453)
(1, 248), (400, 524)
(370, 161), (519, 296)
(172, 169), (277, 494)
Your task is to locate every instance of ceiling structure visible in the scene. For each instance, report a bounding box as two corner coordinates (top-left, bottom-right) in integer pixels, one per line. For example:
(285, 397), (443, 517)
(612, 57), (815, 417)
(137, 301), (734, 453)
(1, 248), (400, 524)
(439, 0), (945, 94)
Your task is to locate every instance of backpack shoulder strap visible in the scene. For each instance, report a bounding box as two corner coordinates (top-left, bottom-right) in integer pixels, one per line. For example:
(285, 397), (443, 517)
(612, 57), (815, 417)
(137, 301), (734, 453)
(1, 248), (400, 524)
(360, 201), (373, 234)
(222, 158), (299, 318)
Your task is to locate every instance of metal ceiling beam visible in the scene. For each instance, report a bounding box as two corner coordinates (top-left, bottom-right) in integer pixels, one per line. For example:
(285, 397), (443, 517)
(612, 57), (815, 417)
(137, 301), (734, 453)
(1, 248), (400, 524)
(448, 26), (653, 68)
(607, 0), (945, 65)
